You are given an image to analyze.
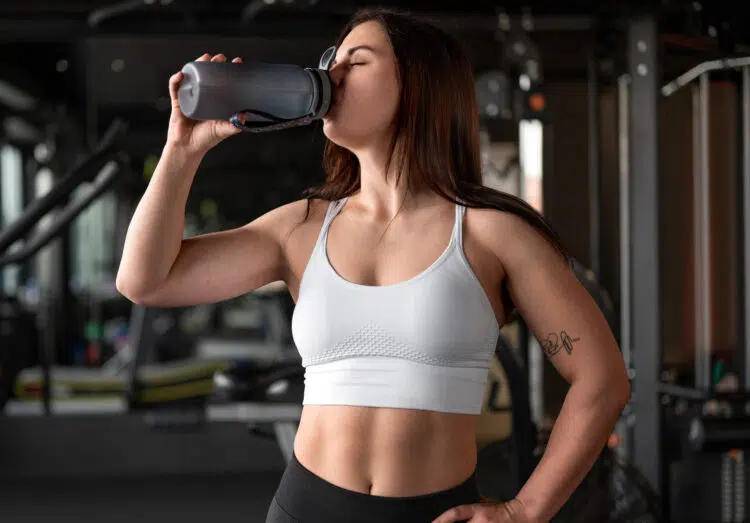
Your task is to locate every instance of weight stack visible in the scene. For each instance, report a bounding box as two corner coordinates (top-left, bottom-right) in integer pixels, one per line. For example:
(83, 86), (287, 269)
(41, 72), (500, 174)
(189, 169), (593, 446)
(670, 452), (747, 522)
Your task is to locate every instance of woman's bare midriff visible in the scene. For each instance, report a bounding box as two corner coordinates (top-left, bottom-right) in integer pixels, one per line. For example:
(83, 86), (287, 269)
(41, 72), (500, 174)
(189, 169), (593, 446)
(292, 404), (480, 497)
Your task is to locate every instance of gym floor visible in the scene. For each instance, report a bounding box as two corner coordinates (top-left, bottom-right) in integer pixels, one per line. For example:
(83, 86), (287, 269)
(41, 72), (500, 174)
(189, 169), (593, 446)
(0, 416), (290, 522)
(3, 472), (284, 523)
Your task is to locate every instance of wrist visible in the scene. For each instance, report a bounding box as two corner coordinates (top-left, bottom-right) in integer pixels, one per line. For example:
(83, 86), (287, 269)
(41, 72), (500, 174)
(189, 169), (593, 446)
(161, 141), (207, 166)
(510, 497), (545, 523)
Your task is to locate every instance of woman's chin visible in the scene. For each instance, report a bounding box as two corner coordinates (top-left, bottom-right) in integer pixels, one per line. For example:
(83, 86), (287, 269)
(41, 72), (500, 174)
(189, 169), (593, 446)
(322, 122), (341, 144)
(322, 105), (338, 122)
(321, 114), (341, 136)
(322, 124), (356, 149)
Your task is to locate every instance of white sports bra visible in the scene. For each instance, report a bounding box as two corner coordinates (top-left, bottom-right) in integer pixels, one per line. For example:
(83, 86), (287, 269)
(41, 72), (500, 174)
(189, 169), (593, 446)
(290, 197), (501, 415)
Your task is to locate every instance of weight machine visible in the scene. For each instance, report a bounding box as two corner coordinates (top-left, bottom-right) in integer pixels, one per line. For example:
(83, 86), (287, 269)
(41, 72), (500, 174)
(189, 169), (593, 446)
(0, 119), (130, 414)
(613, 12), (750, 522)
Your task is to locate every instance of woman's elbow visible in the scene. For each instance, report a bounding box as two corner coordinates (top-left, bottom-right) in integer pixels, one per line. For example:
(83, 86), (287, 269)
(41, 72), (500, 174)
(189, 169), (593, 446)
(615, 375), (631, 409)
(602, 366), (631, 411)
(115, 274), (146, 303)
(115, 275), (161, 306)
(578, 365), (631, 410)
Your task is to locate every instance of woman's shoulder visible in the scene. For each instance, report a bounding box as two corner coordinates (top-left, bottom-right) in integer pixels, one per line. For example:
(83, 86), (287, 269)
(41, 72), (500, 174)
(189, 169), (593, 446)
(273, 197), (341, 247)
(463, 205), (518, 238)
(463, 205), (541, 257)
(273, 197), (332, 229)
(464, 204), (566, 270)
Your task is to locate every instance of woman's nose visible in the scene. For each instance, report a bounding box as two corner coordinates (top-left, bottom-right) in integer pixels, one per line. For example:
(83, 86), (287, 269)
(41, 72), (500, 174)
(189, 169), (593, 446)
(328, 62), (344, 86)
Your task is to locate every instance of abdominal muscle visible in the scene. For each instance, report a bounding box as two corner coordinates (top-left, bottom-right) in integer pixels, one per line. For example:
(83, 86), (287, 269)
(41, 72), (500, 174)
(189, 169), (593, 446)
(293, 404), (480, 497)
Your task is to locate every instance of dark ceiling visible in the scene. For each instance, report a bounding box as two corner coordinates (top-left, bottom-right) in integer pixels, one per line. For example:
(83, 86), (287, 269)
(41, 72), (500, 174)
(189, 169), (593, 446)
(1, 0), (747, 222)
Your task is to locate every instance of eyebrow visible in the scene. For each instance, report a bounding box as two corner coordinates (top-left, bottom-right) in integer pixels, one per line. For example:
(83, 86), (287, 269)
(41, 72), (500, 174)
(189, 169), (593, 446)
(332, 45), (376, 64)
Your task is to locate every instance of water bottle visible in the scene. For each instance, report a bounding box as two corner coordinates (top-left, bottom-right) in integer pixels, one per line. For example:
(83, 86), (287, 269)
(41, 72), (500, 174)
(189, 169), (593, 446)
(177, 47), (336, 132)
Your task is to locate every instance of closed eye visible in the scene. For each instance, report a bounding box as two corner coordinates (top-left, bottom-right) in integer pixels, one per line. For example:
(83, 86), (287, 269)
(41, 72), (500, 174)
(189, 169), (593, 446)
(330, 61), (365, 68)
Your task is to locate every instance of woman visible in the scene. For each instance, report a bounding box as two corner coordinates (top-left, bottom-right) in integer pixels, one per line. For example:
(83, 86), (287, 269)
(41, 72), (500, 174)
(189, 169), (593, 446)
(116, 7), (630, 523)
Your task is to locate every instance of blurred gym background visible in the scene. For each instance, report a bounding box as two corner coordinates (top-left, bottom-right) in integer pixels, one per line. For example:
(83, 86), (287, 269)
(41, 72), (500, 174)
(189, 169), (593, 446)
(1, 0), (750, 521)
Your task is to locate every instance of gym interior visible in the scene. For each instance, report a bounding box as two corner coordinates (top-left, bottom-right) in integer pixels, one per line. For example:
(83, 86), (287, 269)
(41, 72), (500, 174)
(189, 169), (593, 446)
(0, 0), (747, 521)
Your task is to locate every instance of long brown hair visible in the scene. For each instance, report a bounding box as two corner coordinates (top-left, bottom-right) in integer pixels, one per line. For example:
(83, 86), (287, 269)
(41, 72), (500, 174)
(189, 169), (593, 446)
(298, 8), (569, 307)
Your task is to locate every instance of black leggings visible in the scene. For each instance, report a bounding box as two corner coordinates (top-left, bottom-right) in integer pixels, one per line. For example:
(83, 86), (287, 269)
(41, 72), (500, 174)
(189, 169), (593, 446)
(265, 452), (481, 523)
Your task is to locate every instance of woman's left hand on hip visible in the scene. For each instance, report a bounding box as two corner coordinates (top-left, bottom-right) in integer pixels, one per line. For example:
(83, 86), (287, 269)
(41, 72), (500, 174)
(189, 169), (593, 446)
(431, 497), (534, 523)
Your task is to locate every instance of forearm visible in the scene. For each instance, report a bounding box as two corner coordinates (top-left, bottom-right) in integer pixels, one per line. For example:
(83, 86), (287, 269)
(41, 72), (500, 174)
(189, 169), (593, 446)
(514, 378), (629, 522)
(116, 144), (204, 295)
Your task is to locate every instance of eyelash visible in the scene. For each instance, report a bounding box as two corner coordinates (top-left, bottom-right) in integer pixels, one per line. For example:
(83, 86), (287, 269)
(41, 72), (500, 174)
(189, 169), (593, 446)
(331, 62), (365, 68)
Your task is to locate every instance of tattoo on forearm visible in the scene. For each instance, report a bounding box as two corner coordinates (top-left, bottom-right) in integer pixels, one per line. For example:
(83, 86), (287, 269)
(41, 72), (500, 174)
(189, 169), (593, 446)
(540, 331), (580, 357)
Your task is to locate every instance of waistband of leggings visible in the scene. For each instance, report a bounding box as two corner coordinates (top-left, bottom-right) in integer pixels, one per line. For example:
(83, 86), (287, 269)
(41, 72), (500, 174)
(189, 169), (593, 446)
(276, 452), (479, 516)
